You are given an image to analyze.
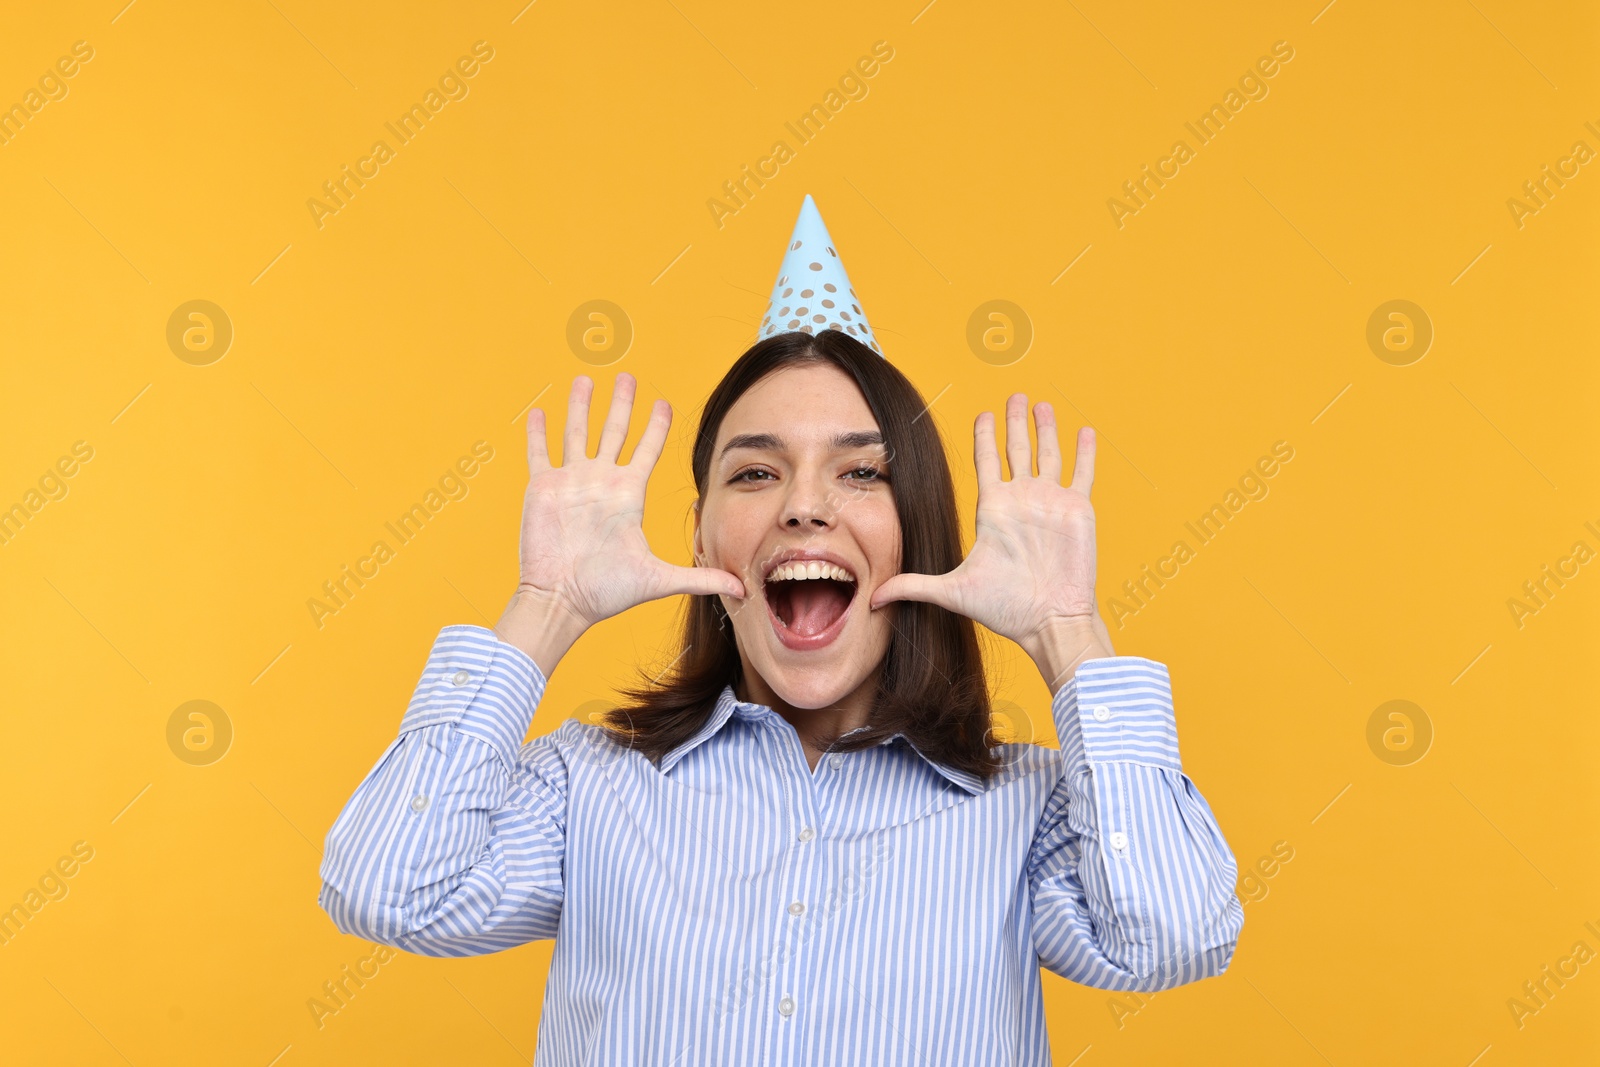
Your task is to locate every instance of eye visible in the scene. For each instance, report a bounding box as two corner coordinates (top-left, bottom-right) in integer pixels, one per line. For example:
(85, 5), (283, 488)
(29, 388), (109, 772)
(729, 468), (775, 484)
(845, 466), (886, 482)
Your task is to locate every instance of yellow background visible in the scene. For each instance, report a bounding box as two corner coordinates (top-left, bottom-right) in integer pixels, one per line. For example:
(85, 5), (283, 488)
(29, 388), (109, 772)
(1, 0), (1595, 1063)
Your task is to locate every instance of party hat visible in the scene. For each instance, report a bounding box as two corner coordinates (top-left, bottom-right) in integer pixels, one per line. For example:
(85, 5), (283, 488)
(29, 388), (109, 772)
(757, 194), (881, 354)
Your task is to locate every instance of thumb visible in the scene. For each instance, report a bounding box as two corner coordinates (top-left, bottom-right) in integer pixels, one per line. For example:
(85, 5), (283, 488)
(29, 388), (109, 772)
(654, 561), (746, 600)
(870, 571), (956, 612)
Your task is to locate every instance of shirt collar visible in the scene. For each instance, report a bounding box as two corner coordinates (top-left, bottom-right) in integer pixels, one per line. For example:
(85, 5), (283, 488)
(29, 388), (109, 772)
(657, 684), (985, 796)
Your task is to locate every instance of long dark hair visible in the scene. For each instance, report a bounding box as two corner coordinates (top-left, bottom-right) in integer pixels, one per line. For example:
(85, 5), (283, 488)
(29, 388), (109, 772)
(599, 329), (1000, 780)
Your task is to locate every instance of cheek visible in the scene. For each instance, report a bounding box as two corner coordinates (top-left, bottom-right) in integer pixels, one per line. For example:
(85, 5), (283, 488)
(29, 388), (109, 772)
(853, 503), (902, 573)
(699, 500), (759, 566)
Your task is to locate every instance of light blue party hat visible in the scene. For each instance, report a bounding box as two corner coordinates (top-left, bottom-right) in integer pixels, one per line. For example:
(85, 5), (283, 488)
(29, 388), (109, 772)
(758, 194), (881, 354)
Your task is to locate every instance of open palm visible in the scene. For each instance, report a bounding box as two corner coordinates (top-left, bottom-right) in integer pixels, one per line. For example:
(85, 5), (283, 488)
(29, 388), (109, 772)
(516, 373), (744, 629)
(871, 394), (1111, 656)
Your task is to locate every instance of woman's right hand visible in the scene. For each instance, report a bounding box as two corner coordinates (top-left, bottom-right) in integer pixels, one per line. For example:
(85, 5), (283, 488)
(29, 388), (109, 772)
(493, 373), (745, 674)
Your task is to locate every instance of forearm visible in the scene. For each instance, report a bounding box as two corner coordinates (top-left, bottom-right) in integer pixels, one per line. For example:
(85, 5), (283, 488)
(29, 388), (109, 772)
(1022, 614), (1116, 697)
(320, 724), (516, 947)
(319, 625), (568, 954)
(1034, 763), (1243, 989)
(493, 587), (589, 679)
(1030, 658), (1243, 990)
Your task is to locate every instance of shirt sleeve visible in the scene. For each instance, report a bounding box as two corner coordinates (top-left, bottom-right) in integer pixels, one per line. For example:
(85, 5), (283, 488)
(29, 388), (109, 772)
(1027, 656), (1243, 991)
(317, 624), (570, 957)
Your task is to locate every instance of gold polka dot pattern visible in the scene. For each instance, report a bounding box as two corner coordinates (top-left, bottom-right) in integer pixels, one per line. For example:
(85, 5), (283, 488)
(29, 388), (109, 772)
(757, 194), (881, 355)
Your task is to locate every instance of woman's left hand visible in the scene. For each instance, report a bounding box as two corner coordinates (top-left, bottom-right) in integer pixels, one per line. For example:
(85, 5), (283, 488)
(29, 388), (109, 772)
(870, 393), (1115, 692)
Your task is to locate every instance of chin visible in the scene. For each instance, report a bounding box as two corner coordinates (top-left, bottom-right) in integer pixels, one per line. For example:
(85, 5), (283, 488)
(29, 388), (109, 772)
(730, 558), (891, 711)
(757, 657), (872, 711)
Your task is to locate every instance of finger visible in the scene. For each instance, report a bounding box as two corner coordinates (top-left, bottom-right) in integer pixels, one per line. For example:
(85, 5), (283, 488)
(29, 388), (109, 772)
(973, 411), (1003, 487)
(653, 562), (746, 600)
(595, 372), (637, 462)
(1004, 393), (1032, 479)
(627, 399), (673, 473)
(563, 376), (594, 465)
(869, 571), (958, 613)
(1070, 426), (1097, 496)
(525, 404), (551, 473)
(1034, 401), (1062, 483)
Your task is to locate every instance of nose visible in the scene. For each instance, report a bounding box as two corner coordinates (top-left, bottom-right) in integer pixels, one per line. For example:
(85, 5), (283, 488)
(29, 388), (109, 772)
(781, 471), (837, 530)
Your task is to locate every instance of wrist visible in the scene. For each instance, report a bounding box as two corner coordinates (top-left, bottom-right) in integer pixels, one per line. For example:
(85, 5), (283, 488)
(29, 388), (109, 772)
(493, 587), (589, 680)
(1024, 614), (1114, 697)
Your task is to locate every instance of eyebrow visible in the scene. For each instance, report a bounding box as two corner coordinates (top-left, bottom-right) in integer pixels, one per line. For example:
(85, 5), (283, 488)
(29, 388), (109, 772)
(718, 430), (885, 460)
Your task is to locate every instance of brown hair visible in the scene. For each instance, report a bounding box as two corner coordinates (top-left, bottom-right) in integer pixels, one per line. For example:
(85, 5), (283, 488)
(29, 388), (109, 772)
(599, 329), (1000, 780)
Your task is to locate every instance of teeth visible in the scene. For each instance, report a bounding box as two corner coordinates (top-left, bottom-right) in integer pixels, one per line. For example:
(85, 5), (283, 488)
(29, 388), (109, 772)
(768, 561), (854, 583)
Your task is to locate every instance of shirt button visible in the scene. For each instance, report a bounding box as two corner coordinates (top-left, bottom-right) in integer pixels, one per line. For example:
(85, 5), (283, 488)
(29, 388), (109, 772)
(1109, 830), (1128, 851)
(451, 670), (471, 686)
(1092, 705), (1111, 722)
(788, 901), (806, 916)
(410, 794), (429, 813)
(777, 995), (795, 1017)
(828, 754), (843, 769)
(797, 827), (815, 842)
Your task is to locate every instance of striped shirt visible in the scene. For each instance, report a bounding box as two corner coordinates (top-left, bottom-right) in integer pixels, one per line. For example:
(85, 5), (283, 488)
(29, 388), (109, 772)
(319, 625), (1243, 1065)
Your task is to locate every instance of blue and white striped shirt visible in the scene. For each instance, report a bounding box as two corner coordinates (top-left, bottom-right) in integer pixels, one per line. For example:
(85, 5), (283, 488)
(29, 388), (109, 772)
(319, 625), (1243, 1064)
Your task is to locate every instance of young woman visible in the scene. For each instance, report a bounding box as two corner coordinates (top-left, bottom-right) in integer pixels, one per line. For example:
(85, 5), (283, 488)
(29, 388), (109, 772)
(318, 326), (1244, 1064)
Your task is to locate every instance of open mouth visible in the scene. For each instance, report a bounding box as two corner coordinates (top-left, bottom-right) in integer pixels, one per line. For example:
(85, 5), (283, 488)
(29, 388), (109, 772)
(763, 559), (858, 651)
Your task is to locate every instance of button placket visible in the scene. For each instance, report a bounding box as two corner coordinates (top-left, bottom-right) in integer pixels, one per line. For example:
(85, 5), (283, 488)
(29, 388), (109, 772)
(763, 720), (823, 1052)
(423, 662), (479, 819)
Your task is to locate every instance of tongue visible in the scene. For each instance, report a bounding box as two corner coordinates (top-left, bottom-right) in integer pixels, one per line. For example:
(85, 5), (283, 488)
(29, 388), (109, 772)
(781, 581), (852, 637)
